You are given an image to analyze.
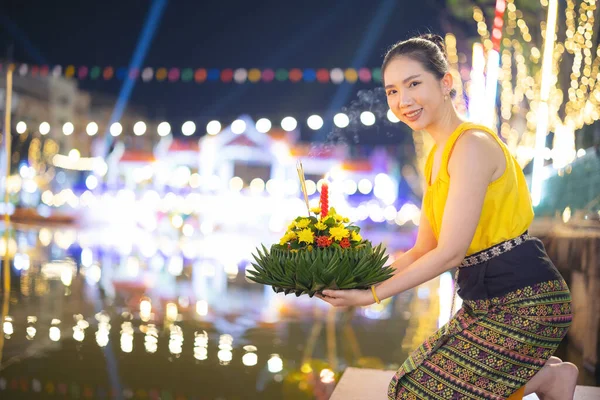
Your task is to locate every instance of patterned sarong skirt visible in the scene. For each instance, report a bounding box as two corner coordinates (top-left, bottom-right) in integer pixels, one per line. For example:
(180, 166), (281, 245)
(388, 232), (573, 399)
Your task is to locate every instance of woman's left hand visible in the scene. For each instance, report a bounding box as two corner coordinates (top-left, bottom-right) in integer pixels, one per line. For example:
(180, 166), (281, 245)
(316, 289), (374, 308)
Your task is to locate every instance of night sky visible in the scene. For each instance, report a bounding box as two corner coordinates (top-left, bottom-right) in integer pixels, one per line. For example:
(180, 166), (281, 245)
(1, 0), (455, 143)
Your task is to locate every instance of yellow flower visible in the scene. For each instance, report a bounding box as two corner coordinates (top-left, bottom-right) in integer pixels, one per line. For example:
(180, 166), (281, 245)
(314, 222), (327, 231)
(307, 245), (313, 252)
(351, 231), (362, 242)
(333, 211), (348, 223)
(310, 206), (321, 214)
(279, 231), (297, 245)
(298, 229), (315, 244)
(295, 219), (310, 229)
(329, 226), (349, 241)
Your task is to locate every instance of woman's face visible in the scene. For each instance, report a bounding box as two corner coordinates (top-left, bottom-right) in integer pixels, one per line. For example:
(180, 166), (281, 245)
(384, 56), (446, 131)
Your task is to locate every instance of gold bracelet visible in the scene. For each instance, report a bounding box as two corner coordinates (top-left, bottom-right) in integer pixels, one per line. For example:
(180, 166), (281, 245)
(370, 285), (381, 304)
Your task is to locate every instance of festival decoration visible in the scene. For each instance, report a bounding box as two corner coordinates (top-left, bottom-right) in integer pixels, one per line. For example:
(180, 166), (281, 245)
(0, 63), (382, 84)
(247, 163), (393, 297)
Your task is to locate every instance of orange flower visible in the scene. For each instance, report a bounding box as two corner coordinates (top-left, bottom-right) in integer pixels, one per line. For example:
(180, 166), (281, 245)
(340, 237), (351, 248)
(316, 236), (332, 248)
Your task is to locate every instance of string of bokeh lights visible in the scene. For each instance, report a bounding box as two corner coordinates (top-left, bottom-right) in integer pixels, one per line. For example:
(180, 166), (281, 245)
(474, 0), (600, 170)
(1, 63), (383, 84)
(13, 110), (401, 138)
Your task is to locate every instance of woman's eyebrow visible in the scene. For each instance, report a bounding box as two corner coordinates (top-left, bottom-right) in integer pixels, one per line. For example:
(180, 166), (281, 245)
(402, 74), (421, 84)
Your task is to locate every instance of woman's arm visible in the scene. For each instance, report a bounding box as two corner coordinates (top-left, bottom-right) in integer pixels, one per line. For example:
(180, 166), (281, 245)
(318, 131), (497, 307)
(375, 131), (497, 300)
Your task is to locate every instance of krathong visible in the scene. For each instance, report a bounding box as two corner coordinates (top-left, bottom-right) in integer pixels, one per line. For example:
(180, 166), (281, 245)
(247, 162), (393, 297)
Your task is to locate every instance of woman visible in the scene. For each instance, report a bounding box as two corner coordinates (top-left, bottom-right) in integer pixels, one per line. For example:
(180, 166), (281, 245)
(317, 34), (578, 400)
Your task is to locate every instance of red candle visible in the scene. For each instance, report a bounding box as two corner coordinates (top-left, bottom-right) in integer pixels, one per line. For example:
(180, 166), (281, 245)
(320, 182), (329, 218)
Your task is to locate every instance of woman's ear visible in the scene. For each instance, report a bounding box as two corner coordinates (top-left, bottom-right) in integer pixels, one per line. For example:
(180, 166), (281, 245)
(441, 72), (454, 95)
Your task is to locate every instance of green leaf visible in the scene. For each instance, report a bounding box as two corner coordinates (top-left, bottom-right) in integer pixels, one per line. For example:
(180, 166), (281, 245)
(323, 217), (336, 226)
(248, 240), (392, 296)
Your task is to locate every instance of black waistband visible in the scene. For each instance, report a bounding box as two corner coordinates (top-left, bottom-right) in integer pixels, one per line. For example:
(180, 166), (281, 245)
(460, 231), (532, 268)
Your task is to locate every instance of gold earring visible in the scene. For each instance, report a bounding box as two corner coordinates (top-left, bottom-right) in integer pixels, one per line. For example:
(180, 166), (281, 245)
(444, 94), (448, 101)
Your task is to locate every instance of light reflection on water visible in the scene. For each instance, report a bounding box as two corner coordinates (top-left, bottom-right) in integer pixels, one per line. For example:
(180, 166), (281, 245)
(0, 222), (514, 398)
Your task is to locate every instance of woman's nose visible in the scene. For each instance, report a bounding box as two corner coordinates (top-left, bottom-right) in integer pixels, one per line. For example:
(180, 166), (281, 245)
(400, 93), (413, 108)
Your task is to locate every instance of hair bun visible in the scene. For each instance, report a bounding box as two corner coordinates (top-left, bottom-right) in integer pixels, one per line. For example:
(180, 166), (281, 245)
(419, 33), (447, 58)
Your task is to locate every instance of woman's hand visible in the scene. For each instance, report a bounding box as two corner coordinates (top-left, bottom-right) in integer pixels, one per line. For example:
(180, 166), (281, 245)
(316, 289), (374, 308)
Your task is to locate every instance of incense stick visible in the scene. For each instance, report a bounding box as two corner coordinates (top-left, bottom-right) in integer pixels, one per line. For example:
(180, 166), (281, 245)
(296, 160), (310, 216)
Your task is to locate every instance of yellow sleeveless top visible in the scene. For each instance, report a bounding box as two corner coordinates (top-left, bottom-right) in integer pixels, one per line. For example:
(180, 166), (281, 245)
(423, 122), (534, 256)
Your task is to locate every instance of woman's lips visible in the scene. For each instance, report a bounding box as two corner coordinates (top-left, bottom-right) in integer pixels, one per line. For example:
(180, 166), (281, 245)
(404, 108), (423, 122)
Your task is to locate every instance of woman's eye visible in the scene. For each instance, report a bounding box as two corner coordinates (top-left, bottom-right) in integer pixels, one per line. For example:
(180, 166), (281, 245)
(386, 90), (397, 96)
(409, 81), (420, 88)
